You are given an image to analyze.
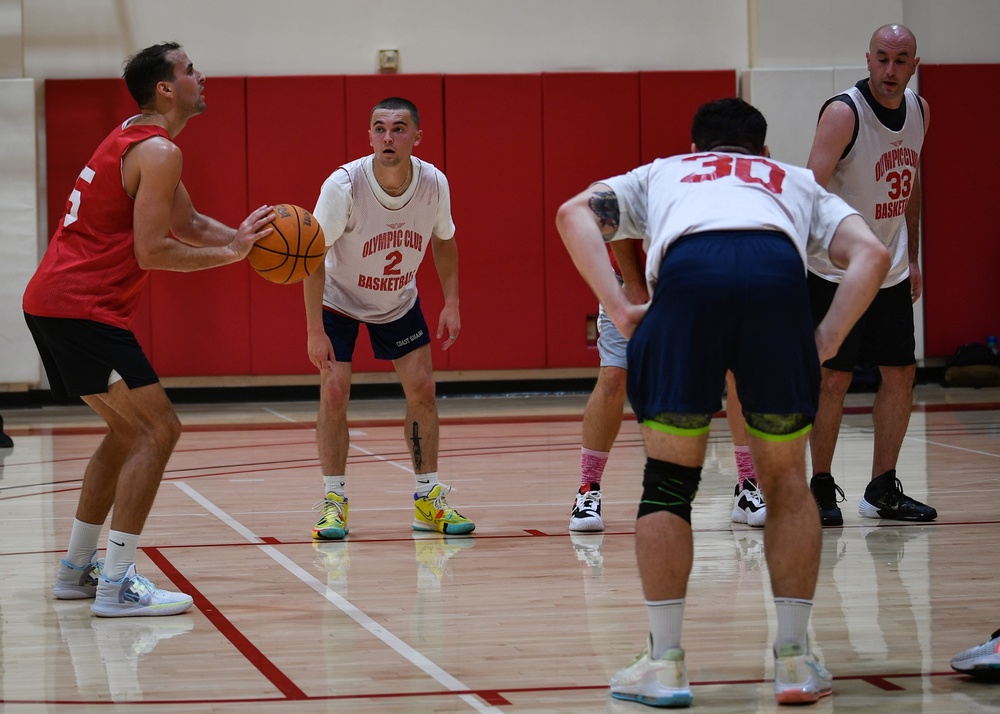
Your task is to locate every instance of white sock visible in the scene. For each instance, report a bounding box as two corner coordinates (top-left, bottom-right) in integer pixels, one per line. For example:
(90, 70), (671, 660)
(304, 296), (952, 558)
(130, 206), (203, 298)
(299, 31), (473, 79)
(323, 475), (346, 498)
(774, 597), (812, 653)
(414, 472), (439, 497)
(66, 519), (103, 567)
(646, 598), (686, 659)
(102, 530), (140, 582)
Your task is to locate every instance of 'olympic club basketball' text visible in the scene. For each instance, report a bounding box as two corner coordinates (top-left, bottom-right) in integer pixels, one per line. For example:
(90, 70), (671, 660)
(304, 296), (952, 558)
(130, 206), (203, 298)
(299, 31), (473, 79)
(358, 228), (425, 291)
(874, 146), (919, 221)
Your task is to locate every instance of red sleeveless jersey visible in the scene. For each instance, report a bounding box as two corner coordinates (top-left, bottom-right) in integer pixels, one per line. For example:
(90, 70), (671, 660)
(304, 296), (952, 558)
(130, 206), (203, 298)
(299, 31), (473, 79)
(23, 119), (170, 329)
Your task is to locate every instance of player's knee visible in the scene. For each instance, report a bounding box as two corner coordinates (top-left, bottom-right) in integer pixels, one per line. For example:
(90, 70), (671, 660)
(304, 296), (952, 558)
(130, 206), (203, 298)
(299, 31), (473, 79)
(744, 412), (812, 440)
(319, 376), (350, 407)
(637, 457), (702, 523)
(820, 369), (852, 394)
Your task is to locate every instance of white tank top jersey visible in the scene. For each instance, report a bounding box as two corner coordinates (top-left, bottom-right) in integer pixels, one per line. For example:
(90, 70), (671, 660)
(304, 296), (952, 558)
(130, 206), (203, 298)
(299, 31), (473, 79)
(808, 86), (925, 287)
(313, 156), (455, 324)
(600, 152), (859, 293)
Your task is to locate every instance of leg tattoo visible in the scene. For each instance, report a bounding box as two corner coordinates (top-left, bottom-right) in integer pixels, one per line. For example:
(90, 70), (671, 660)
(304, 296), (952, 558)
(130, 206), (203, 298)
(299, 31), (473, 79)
(411, 422), (423, 471)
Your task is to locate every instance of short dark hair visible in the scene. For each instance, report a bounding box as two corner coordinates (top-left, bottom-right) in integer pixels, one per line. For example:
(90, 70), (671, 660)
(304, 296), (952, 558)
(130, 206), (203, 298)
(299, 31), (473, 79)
(691, 97), (767, 154)
(371, 97), (420, 129)
(122, 42), (181, 108)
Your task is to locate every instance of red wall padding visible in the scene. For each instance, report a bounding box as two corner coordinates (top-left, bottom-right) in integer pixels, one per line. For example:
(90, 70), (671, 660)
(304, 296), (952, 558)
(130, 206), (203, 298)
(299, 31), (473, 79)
(147, 77), (251, 376)
(639, 71), (737, 161)
(443, 75), (546, 370)
(246, 76), (347, 375)
(43, 70), (742, 379)
(919, 64), (1000, 357)
(542, 73), (642, 368)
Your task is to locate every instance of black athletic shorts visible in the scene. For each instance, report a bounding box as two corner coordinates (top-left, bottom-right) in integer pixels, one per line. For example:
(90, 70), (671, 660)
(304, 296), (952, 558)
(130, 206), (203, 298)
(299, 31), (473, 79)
(24, 313), (159, 400)
(808, 273), (916, 371)
(322, 297), (431, 362)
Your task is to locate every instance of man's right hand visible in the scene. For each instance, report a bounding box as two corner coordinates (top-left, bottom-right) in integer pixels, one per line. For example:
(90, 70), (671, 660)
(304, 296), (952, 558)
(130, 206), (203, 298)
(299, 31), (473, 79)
(230, 205), (276, 259)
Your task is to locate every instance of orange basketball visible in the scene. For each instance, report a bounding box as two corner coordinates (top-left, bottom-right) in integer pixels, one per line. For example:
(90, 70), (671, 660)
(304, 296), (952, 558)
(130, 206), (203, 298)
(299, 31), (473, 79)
(249, 204), (326, 285)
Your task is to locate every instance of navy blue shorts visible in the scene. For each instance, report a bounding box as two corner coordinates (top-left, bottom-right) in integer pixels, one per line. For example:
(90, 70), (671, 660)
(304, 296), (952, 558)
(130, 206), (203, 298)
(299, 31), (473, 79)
(323, 298), (431, 362)
(808, 273), (915, 371)
(24, 313), (159, 400)
(626, 231), (820, 423)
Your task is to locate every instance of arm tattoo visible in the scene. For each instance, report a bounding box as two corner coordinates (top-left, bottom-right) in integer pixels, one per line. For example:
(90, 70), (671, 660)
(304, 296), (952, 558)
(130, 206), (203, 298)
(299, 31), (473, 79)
(588, 191), (620, 235)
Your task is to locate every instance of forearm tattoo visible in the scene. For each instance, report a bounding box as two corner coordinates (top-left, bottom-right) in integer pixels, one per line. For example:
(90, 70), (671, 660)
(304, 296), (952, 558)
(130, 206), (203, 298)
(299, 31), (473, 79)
(588, 191), (620, 235)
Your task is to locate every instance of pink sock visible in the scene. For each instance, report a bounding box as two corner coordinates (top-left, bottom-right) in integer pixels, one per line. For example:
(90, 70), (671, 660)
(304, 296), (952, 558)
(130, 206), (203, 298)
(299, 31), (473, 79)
(735, 446), (757, 486)
(581, 448), (610, 490)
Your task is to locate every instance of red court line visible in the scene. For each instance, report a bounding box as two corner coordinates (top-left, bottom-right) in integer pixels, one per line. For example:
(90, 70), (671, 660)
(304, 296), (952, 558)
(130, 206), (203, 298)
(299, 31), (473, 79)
(1, 670), (962, 707)
(144, 547), (308, 701)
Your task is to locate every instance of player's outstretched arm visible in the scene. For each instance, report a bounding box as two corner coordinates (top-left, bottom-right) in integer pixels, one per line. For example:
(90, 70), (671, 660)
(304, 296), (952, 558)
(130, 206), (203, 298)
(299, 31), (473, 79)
(815, 214), (890, 362)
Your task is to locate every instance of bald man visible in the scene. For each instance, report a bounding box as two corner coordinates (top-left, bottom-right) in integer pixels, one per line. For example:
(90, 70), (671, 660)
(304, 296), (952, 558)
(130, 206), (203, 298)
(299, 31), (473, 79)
(805, 24), (935, 527)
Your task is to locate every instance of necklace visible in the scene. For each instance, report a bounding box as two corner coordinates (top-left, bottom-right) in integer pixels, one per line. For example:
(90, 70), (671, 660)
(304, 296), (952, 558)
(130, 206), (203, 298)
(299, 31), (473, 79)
(375, 162), (412, 196)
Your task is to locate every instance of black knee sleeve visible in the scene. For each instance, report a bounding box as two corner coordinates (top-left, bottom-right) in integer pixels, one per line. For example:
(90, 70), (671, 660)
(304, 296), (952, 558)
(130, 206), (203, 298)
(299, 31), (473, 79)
(637, 457), (703, 523)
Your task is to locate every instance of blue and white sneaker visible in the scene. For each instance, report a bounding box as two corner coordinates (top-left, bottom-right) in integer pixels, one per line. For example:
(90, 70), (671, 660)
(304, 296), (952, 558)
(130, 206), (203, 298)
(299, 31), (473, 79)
(951, 628), (1000, 681)
(53, 550), (101, 600)
(610, 636), (693, 708)
(91, 563), (193, 618)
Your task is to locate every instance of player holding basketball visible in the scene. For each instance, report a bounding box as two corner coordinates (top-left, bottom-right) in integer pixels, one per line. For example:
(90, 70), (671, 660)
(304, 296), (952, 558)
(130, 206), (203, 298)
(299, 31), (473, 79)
(806, 24), (935, 526)
(304, 96), (472, 540)
(558, 97), (890, 706)
(23, 42), (275, 617)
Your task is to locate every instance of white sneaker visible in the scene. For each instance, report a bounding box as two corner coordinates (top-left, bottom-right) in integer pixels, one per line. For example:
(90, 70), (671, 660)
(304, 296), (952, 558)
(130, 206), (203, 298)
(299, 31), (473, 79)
(773, 644), (833, 704)
(53, 550), (101, 600)
(951, 628), (1000, 681)
(610, 637), (693, 707)
(731, 479), (767, 528)
(91, 563), (193, 618)
(569, 484), (604, 532)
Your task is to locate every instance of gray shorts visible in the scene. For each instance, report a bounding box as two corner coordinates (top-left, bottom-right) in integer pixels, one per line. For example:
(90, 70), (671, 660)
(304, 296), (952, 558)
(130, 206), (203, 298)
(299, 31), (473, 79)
(597, 304), (629, 369)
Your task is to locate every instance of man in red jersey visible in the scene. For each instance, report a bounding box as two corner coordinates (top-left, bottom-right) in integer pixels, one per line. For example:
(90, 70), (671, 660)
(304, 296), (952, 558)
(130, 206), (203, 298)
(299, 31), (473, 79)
(23, 42), (275, 617)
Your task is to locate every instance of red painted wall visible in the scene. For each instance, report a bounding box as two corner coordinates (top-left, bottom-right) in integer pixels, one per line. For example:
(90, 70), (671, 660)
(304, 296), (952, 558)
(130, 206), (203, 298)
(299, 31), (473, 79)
(919, 64), (1000, 357)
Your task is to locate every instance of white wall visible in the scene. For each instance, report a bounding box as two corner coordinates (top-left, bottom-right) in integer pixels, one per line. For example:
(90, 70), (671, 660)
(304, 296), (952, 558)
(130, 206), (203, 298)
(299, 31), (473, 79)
(3, 0), (1000, 385)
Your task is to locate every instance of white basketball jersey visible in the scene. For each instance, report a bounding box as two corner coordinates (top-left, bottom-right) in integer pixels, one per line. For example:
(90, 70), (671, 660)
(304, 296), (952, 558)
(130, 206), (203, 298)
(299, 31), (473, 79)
(321, 156), (450, 323)
(602, 152), (859, 293)
(808, 86), (924, 287)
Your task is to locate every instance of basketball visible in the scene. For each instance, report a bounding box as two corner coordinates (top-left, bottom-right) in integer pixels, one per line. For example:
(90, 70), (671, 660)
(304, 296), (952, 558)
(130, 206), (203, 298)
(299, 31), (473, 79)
(249, 204), (326, 285)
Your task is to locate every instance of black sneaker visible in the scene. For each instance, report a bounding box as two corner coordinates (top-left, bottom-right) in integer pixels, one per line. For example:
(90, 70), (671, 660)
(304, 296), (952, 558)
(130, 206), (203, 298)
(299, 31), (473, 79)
(859, 470), (937, 521)
(810, 473), (845, 527)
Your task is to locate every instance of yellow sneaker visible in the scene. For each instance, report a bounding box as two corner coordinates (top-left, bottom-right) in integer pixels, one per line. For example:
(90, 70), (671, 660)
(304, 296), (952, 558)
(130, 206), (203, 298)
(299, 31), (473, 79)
(312, 492), (349, 540)
(412, 484), (475, 534)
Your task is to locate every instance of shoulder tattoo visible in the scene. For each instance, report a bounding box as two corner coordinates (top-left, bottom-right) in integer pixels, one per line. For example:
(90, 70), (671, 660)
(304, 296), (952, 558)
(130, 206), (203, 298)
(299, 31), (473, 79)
(588, 190), (620, 234)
